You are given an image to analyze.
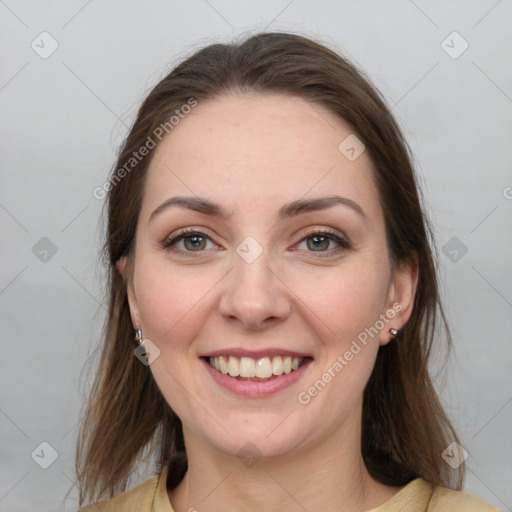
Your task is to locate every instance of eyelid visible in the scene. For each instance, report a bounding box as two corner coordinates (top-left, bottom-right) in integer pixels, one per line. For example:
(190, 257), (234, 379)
(295, 226), (349, 244)
(165, 226), (216, 242)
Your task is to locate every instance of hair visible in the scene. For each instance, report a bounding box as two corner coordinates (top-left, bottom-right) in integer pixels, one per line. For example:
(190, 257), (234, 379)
(73, 31), (464, 507)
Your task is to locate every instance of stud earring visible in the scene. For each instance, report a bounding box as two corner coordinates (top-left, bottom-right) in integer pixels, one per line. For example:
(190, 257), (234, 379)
(389, 328), (399, 337)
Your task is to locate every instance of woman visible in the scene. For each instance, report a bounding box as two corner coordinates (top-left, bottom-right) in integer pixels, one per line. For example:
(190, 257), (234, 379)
(74, 32), (500, 511)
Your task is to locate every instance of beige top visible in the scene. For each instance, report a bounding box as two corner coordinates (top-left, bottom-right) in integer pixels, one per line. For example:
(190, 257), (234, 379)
(78, 465), (502, 511)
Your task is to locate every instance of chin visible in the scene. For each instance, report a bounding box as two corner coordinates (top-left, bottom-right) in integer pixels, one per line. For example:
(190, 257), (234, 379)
(205, 423), (309, 464)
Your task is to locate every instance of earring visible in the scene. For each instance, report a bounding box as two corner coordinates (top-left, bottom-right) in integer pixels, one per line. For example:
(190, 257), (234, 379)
(134, 327), (144, 346)
(389, 328), (399, 337)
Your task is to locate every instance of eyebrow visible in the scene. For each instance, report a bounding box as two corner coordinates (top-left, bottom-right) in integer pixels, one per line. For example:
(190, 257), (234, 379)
(148, 195), (368, 224)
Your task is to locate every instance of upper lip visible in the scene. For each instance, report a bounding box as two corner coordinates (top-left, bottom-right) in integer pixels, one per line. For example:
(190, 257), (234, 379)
(201, 348), (313, 359)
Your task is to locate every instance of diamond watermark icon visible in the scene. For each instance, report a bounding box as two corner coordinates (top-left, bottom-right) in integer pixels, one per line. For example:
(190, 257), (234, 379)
(237, 442), (262, 468)
(236, 236), (263, 264)
(134, 338), (161, 365)
(441, 236), (468, 263)
(441, 31), (469, 59)
(32, 237), (58, 263)
(442, 441), (468, 469)
(31, 31), (59, 59)
(338, 134), (365, 161)
(31, 441), (59, 469)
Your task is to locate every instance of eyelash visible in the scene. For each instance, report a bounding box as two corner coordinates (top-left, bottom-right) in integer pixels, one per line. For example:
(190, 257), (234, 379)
(161, 228), (351, 258)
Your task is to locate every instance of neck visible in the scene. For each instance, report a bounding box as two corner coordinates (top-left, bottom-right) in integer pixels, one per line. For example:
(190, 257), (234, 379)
(168, 420), (401, 512)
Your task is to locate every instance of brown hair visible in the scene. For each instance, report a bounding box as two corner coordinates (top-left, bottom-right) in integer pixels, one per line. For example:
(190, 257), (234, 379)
(73, 31), (464, 507)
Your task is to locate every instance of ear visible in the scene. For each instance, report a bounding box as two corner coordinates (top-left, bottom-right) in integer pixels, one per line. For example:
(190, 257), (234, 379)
(116, 256), (142, 330)
(379, 254), (419, 346)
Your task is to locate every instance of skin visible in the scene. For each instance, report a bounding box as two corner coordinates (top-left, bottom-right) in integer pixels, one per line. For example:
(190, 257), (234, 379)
(117, 93), (418, 512)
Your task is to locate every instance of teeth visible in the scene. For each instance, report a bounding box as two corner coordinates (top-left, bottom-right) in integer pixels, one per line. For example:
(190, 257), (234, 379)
(272, 356), (283, 376)
(240, 357), (256, 377)
(255, 357), (272, 378)
(228, 356), (240, 377)
(219, 356), (229, 374)
(208, 355), (305, 378)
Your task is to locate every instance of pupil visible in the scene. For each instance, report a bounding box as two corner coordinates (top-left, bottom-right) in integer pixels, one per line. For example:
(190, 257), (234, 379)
(185, 236), (205, 251)
(308, 235), (328, 251)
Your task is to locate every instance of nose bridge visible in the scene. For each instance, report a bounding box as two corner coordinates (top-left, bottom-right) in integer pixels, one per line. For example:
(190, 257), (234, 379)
(218, 236), (290, 329)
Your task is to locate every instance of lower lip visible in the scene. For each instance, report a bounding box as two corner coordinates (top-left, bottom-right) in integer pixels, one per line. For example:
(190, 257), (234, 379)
(201, 357), (313, 398)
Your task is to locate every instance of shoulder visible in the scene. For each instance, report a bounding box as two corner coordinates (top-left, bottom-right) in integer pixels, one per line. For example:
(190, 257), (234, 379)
(428, 485), (502, 511)
(77, 474), (160, 512)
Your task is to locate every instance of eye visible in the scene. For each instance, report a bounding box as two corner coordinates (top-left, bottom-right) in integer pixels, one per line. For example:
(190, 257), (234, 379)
(162, 228), (217, 254)
(162, 228), (351, 257)
(295, 229), (351, 256)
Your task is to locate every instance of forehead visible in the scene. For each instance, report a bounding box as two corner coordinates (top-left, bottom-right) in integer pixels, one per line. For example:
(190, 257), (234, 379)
(142, 93), (381, 222)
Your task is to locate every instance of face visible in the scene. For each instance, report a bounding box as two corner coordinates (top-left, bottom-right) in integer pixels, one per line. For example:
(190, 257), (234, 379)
(118, 93), (416, 461)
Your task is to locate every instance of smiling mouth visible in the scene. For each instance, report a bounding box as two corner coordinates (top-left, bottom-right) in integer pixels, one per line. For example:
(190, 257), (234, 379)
(206, 355), (309, 381)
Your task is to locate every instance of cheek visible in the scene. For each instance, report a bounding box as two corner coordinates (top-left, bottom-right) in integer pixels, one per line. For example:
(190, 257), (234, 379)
(134, 259), (212, 346)
(289, 262), (388, 342)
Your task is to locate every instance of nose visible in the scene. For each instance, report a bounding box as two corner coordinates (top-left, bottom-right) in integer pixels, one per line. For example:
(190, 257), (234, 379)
(218, 245), (291, 331)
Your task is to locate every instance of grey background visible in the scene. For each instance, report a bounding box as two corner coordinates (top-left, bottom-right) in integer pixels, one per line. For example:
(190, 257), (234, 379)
(1, 1), (511, 510)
